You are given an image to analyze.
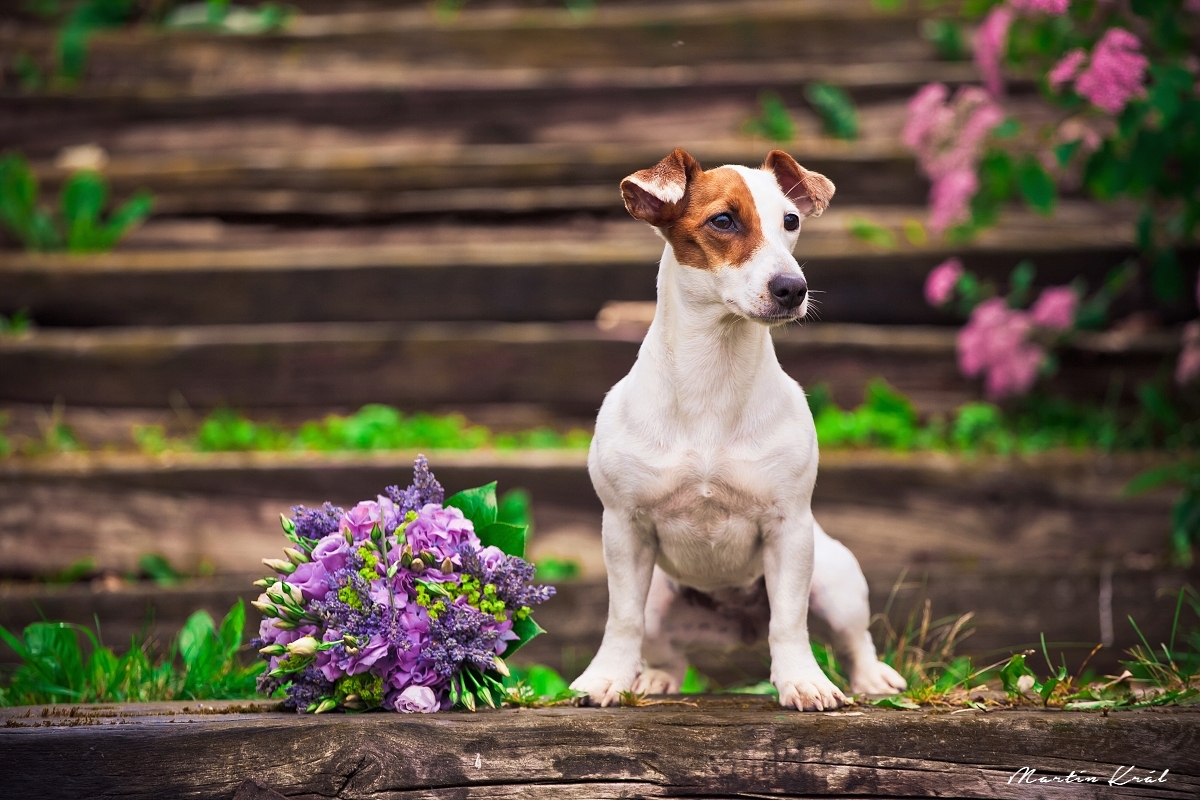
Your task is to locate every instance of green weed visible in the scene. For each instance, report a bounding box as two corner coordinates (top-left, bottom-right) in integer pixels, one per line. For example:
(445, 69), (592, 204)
(131, 405), (591, 456)
(805, 83), (860, 140)
(0, 309), (34, 337)
(0, 600), (263, 706)
(742, 91), (797, 143)
(0, 152), (152, 253)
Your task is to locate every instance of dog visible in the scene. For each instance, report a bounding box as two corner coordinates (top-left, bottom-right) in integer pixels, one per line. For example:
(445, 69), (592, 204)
(568, 148), (907, 711)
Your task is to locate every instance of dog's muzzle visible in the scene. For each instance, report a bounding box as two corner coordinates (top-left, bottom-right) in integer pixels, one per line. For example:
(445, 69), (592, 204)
(768, 274), (808, 310)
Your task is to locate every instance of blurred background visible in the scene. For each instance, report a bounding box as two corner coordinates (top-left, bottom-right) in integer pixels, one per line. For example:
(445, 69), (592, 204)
(1, 0), (1198, 685)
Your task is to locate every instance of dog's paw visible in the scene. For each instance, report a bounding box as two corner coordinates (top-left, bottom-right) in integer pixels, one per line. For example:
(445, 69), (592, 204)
(775, 671), (847, 711)
(569, 664), (640, 707)
(849, 660), (907, 697)
(632, 668), (680, 695)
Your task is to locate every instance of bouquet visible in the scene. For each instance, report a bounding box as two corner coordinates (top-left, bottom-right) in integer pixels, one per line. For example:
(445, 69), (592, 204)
(252, 456), (555, 713)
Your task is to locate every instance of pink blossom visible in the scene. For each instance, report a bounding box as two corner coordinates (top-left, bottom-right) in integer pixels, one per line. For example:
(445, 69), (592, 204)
(956, 298), (1045, 399)
(929, 168), (978, 234)
(903, 83), (1004, 235)
(925, 258), (964, 306)
(1178, 321), (1200, 384)
(974, 7), (1013, 97)
(1075, 28), (1148, 114)
(985, 343), (1045, 399)
(1009, 0), (1070, 14)
(1048, 49), (1087, 91)
(1030, 286), (1077, 330)
(902, 83), (951, 154)
(1187, 0), (1200, 13)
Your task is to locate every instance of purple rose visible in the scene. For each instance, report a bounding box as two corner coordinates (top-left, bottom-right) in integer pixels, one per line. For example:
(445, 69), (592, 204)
(478, 545), (507, 572)
(404, 503), (480, 562)
(341, 501), (380, 542)
(394, 684), (439, 713)
(287, 561), (330, 601)
(376, 494), (402, 534)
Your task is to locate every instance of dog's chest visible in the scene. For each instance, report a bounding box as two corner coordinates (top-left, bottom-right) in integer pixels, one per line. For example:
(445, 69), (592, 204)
(632, 447), (780, 587)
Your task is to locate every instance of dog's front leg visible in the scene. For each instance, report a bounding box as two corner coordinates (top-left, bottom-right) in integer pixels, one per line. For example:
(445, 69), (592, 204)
(763, 508), (847, 711)
(569, 508), (656, 706)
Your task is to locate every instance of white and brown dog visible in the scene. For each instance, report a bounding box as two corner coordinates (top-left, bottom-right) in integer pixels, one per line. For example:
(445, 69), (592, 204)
(569, 148), (907, 711)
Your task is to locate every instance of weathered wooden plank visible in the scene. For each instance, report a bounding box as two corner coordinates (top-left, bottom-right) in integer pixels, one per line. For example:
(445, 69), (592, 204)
(3, 566), (1194, 677)
(2, 205), (1172, 326)
(0, 321), (1176, 412)
(0, 1), (942, 98)
(0, 699), (1196, 799)
(0, 449), (1178, 577)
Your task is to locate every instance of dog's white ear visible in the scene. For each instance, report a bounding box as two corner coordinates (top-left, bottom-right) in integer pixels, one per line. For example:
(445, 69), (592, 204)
(762, 150), (835, 218)
(620, 148), (701, 227)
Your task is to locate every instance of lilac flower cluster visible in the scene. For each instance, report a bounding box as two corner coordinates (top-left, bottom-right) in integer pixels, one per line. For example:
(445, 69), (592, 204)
(924, 258), (1079, 400)
(252, 456), (554, 713)
(903, 83), (1004, 234)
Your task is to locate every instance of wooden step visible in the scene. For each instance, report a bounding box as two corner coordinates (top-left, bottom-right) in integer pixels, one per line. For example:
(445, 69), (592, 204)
(1, 566), (1196, 680)
(9, 139), (928, 212)
(0, 321), (1177, 413)
(0, 1), (943, 98)
(0, 450), (1177, 579)
(2, 204), (1171, 327)
(3, 698), (1195, 800)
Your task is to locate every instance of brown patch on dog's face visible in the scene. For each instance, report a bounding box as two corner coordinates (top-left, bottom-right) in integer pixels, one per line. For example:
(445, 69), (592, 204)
(621, 150), (765, 272)
(662, 166), (764, 272)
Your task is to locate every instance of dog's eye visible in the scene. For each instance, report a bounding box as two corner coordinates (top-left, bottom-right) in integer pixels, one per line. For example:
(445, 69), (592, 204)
(784, 213), (800, 231)
(709, 213), (735, 231)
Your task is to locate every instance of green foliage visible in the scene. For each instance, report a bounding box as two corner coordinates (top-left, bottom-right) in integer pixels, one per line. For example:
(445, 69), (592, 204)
(534, 556), (580, 582)
(742, 91), (797, 143)
(846, 215), (898, 249)
(1126, 460), (1200, 565)
(446, 481), (529, 558)
(501, 663), (585, 706)
(0, 600), (263, 706)
(1015, 155), (1057, 216)
(0, 309), (34, 337)
(921, 18), (968, 61)
(0, 152), (153, 253)
(804, 82), (860, 140)
(811, 378), (1200, 458)
(919, 3), (1200, 302)
(137, 552), (183, 587)
(133, 405), (590, 456)
(164, 1), (292, 34)
(50, 556), (97, 584)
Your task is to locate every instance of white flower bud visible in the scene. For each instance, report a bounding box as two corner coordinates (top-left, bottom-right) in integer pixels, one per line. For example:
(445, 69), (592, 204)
(286, 636), (319, 657)
(262, 558), (296, 575)
(283, 547), (309, 565)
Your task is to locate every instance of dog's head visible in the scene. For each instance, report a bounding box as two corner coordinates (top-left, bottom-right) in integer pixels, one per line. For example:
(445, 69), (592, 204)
(621, 148), (833, 323)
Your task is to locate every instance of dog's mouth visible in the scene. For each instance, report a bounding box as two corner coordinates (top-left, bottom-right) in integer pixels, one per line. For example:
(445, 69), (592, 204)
(745, 307), (805, 324)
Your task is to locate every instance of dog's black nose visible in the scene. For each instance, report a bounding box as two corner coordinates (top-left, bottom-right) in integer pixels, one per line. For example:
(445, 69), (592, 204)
(768, 274), (808, 309)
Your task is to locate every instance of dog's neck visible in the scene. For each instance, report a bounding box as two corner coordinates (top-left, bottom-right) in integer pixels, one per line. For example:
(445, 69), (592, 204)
(636, 245), (779, 427)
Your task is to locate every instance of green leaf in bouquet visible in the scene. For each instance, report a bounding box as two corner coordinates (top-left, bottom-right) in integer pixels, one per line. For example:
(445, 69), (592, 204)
(477, 521), (528, 558)
(445, 481), (498, 531)
(497, 488), (533, 529)
(503, 615), (546, 659)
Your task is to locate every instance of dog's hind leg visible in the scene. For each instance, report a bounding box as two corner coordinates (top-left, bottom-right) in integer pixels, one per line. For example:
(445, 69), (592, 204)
(633, 566), (689, 694)
(809, 522), (907, 696)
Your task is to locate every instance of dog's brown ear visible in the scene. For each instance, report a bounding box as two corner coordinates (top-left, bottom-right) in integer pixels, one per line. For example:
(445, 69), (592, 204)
(620, 148), (701, 227)
(762, 150), (835, 218)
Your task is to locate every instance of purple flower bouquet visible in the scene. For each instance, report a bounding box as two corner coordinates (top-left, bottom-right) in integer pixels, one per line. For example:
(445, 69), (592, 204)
(252, 456), (555, 713)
